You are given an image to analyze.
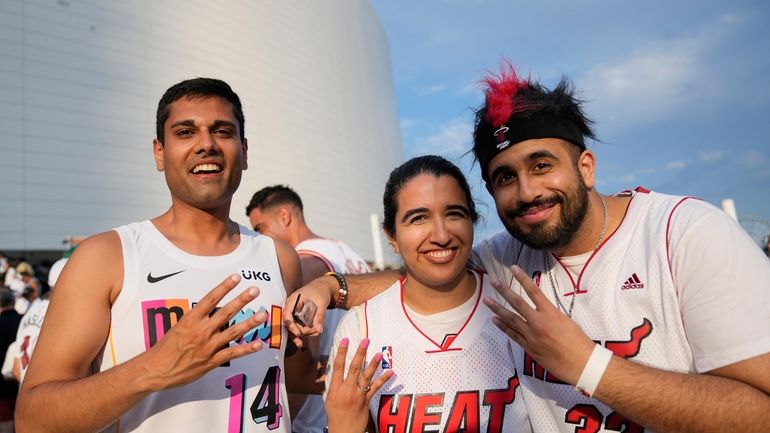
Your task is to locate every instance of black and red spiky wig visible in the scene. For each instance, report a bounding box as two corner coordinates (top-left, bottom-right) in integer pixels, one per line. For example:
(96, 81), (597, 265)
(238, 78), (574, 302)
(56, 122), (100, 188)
(472, 62), (597, 181)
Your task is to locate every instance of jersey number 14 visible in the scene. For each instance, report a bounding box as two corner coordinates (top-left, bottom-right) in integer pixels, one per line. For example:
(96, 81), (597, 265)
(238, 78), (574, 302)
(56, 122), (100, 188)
(225, 366), (283, 432)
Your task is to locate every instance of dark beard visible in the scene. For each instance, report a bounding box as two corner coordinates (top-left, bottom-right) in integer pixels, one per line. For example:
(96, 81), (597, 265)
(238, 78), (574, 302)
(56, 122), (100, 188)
(501, 181), (590, 251)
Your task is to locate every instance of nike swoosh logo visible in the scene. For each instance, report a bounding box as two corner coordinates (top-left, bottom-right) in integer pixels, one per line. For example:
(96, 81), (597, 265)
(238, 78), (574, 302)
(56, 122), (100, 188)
(147, 270), (185, 283)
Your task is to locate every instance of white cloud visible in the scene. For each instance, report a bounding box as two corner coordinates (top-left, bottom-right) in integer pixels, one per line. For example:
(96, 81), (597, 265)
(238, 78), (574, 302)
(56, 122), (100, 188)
(667, 161), (687, 170)
(399, 118), (420, 131)
(698, 150), (725, 163)
(409, 117), (474, 157)
(580, 43), (699, 128)
(457, 79), (482, 96)
(578, 14), (739, 130)
(428, 29), (461, 46)
(415, 84), (447, 96)
(734, 149), (767, 168)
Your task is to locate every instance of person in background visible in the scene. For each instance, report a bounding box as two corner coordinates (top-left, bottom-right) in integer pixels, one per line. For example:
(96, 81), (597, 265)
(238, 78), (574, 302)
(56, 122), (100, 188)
(0, 288), (21, 433)
(0, 253), (8, 284)
(247, 184), (370, 433)
(10, 257), (69, 383)
(11, 263), (40, 316)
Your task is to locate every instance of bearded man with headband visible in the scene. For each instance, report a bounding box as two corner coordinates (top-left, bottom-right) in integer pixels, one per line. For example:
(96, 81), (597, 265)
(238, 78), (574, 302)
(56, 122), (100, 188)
(283, 64), (770, 433)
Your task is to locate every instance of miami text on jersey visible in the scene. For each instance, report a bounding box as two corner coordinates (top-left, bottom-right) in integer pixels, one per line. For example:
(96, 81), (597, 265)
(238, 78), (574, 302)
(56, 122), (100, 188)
(141, 298), (283, 352)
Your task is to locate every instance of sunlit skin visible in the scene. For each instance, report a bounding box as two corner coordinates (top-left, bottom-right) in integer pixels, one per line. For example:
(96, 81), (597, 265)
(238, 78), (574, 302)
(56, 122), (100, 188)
(153, 96), (248, 217)
(485, 137), (606, 257)
(248, 207), (285, 238)
(388, 174), (476, 315)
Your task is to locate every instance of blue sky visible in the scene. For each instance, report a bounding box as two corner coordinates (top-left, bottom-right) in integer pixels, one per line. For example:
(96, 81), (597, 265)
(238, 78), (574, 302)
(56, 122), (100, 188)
(370, 0), (770, 244)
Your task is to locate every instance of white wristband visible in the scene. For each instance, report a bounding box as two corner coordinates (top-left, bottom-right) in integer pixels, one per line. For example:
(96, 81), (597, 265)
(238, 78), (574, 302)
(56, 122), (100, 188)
(575, 344), (613, 397)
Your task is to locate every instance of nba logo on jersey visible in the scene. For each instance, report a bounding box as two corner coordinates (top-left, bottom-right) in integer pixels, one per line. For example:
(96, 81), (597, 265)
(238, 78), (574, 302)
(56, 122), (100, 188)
(381, 346), (393, 369)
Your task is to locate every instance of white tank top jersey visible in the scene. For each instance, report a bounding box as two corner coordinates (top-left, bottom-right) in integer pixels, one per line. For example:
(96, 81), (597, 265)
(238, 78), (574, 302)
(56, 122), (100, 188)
(15, 299), (50, 383)
(101, 221), (290, 433)
(292, 238), (370, 433)
(331, 269), (532, 433)
(471, 188), (770, 433)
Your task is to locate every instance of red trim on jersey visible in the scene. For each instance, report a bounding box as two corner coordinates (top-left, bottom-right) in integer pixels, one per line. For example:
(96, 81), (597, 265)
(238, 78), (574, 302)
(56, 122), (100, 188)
(399, 271), (483, 353)
(554, 192), (635, 296)
(665, 196), (696, 287)
(296, 249), (335, 272)
(634, 186), (651, 194)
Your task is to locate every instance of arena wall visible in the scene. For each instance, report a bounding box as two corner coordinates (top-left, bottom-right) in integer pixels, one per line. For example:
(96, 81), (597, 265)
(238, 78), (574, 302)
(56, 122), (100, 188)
(0, 0), (403, 262)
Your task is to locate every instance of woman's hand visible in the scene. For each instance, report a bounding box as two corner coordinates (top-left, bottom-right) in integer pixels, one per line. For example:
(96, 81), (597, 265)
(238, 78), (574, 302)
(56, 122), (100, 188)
(325, 338), (394, 433)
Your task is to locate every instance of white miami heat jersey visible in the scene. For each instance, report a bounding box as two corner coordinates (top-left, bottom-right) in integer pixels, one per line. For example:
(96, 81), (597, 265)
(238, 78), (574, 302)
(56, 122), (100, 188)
(363, 270), (531, 433)
(15, 299), (50, 383)
(102, 221), (290, 433)
(472, 188), (770, 433)
(292, 238), (370, 433)
(295, 238), (370, 276)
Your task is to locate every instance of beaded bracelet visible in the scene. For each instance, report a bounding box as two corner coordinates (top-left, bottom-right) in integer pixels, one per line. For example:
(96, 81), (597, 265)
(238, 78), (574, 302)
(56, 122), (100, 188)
(325, 271), (348, 309)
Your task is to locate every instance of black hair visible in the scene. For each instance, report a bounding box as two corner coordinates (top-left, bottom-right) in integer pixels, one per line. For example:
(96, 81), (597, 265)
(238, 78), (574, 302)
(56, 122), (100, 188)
(0, 287), (14, 309)
(246, 185), (304, 216)
(382, 155), (479, 236)
(473, 74), (598, 181)
(156, 78), (245, 145)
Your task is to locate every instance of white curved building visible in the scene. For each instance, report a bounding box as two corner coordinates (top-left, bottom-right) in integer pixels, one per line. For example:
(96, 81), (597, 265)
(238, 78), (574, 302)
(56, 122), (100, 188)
(0, 0), (402, 262)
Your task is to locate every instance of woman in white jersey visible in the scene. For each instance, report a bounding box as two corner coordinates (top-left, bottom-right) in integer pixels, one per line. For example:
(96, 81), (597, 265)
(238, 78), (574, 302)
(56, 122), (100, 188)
(324, 155), (531, 433)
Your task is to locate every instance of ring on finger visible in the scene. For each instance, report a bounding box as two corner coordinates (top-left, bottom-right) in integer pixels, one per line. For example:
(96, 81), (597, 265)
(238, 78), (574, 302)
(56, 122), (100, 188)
(356, 382), (371, 392)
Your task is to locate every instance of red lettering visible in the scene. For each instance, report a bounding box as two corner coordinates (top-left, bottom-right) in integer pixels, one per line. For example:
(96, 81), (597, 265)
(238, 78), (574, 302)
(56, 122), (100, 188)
(443, 391), (479, 433)
(378, 394), (413, 433)
(411, 394), (444, 433)
(522, 351), (565, 384)
(20, 335), (31, 368)
(565, 404), (602, 433)
(482, 376), (519, 433)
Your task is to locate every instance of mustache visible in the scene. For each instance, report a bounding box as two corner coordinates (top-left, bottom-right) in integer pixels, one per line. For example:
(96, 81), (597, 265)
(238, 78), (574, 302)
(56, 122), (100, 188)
(507, 195), (563, 218)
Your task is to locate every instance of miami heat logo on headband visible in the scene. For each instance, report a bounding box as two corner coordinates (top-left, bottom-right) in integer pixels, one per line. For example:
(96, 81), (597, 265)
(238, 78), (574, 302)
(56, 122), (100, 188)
(474, 61), (594, 182)
(494, 125), (510, 150)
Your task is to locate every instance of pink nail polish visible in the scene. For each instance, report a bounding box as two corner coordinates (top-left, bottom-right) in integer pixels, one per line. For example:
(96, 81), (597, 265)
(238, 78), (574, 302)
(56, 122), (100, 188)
(361, 338), (370, 348)
(340, 337), (349, 347)
(373, 352), (382, 362)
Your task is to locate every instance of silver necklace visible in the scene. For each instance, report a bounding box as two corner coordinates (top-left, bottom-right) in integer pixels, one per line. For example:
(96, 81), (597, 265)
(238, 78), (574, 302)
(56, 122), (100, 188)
(546, 192), (608, 317)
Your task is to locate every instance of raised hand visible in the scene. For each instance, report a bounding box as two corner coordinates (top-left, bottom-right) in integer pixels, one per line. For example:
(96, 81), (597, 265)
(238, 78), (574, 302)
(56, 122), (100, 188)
(142, 274), (268, 390)
(483, 265), (595, 386)
(325, 338), (394, 433)
(282, 277), (334, 347)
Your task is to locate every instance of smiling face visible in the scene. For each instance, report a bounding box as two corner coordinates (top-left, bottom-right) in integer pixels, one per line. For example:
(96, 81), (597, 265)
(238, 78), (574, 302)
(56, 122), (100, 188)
(248, 206), (288, 241)
(485, 138), (594, 253)
(388, 174), (474, 292)
(153, 96), (248, 212)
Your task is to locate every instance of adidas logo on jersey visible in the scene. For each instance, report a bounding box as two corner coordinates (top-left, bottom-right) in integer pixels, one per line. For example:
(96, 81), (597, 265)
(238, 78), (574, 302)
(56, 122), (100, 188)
(621, 273), (645, 290)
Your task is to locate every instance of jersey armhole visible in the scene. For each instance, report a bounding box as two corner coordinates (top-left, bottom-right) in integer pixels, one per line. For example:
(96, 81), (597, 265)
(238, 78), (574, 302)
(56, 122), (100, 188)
(353, 304), (368, 339)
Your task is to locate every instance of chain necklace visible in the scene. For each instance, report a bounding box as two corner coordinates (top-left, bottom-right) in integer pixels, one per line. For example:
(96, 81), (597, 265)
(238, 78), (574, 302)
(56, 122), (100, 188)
(546, 192), (608, 317)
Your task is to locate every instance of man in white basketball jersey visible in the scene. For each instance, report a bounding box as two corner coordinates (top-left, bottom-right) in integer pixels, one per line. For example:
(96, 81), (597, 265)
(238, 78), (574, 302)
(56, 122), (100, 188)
(10, 256), (68, 384)
(284, 65), (770, 433)
(16, 78), (320, 433)
(247, 185), (371, 433)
